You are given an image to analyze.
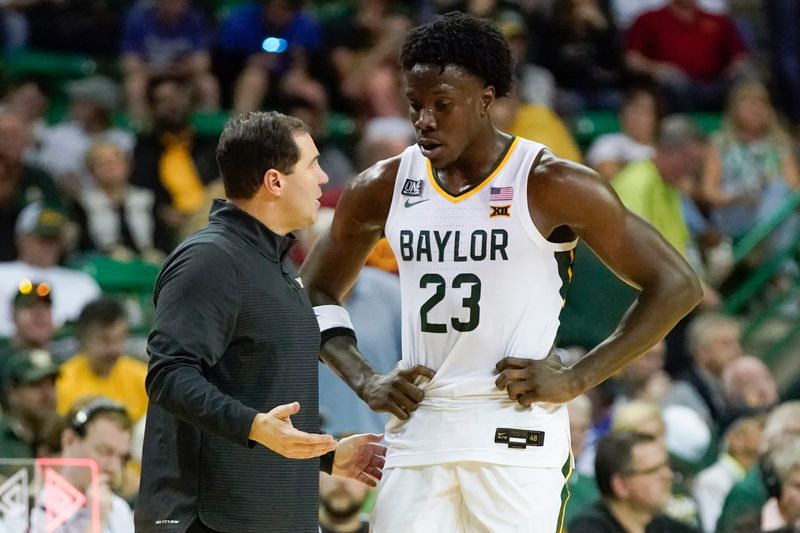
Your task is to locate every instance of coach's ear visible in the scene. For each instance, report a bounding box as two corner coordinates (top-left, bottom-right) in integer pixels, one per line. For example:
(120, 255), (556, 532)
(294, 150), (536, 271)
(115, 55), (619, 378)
(263, 168), (284, 197)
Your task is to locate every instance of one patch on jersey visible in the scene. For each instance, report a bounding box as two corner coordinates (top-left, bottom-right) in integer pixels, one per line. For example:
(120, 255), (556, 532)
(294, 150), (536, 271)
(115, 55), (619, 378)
(401, 179), (424, 196)
(490, 204), (511, 218)
(490, 186), (513, 202)
(494, 427), (545, 448)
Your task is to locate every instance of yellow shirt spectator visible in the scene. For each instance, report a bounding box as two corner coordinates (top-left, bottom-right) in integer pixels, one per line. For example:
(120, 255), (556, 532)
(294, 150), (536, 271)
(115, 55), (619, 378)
(508, 104), (583, 163)
(56, 353), (148, 422)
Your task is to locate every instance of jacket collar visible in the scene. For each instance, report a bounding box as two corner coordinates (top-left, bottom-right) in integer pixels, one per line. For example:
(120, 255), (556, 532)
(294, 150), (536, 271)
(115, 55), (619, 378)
(208, 199), (296, 263)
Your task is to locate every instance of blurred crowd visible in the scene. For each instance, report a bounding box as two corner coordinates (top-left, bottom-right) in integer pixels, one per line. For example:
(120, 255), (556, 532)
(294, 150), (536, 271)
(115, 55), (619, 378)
(1, 0), (800, 531)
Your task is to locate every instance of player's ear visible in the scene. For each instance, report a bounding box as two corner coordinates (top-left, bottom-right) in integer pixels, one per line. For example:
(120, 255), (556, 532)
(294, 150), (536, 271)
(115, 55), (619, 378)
(481, 86), (496, 114)
(263, 168), (284, 197)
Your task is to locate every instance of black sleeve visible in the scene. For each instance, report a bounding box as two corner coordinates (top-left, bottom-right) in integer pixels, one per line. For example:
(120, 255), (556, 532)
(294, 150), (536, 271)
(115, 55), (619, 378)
(319, 449), (335, 474)
(145, 241), (259, 447)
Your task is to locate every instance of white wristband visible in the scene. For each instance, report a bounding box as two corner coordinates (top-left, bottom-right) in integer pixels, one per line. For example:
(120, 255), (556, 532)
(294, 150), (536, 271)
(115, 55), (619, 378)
(314, 305), (355, 333)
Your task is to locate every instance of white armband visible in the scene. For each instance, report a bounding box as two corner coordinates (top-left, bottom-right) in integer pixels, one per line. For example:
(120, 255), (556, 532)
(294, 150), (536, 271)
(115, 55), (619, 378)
(314, 305), (356, 345)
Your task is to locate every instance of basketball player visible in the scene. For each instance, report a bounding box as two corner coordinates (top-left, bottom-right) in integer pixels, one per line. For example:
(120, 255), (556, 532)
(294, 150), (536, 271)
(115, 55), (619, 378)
(301, 12), (702, 533)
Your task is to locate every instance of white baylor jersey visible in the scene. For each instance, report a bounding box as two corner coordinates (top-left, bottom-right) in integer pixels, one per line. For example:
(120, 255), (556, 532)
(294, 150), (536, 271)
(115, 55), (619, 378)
(383, 137), (578, 469)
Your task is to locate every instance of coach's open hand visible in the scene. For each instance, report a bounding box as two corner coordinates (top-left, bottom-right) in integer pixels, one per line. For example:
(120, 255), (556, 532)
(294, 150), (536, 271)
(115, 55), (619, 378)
(495, 350), (580, 406)
(362, 365), (436, 420)
(249, 402), (337, 458)
(332, 433), (387, 487)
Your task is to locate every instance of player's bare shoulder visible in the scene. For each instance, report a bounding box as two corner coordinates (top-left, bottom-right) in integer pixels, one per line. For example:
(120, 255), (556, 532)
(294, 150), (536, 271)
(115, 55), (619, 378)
(338, 154), (403, 229)
(527, 150), (623, 235)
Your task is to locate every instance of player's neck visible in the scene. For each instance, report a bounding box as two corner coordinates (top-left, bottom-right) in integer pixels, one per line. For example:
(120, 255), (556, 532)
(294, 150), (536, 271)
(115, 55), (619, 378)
(437, 129), (512, 188)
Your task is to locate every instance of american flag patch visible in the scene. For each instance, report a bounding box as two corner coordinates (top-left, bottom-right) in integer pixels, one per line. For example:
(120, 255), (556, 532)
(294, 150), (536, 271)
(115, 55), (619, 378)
(490, 186), (513, 201)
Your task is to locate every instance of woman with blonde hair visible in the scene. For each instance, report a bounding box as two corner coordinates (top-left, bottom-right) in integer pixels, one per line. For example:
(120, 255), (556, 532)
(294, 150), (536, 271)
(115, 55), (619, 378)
(702, 80), (799, 250)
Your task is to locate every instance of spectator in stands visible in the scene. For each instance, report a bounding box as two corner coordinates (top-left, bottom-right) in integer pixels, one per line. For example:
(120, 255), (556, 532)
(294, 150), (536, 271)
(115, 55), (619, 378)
(701, 80), (799, 252)
(491, 87), (583, 163)
(29, 397), (135, 532)
(0, 348), (59, 458)
(131, 76), (218, 251)
(0, 202), (101, 337)
(624, 0), (750, 111)
(764, 0), (800, 137)
(670, 312), (743, 426)
(611, 0), (728, 30)
(568, 431), (698, 533)
(0, 111), (61, 261)
(0, 79), (49, 149)
(612, 115), (724, 310)
(565, 394), (601, 525)
(612, 115), (705, 259)
(0, 280), (54, 362)
(495, 8), (556, 108)
(284, 95), (354, 192)
(613, 400), (709, 527)
(75, 142), (163, 263)
(693, 412), (765, 532)
(722, 356), (779, 412)
(0, 0), (29, 51)
(728, 437), (800, 533)
(319, 459), (372, 533)
(490, 4), (582, 161)
(56, 298), (148, 424)
(35, 76), (135, 196)
(121, 0), (219, 125)
(542, 0), (622, 114)
(324, 0), (409, 119)
(587, 85), (662, 181)
(717, 401), (800, 532)
(217, 0), (324, 114)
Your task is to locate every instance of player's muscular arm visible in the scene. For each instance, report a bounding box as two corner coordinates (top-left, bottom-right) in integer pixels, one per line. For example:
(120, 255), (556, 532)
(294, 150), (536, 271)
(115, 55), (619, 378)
(496, 153), (702, 406)
(301, 157), (434, 420)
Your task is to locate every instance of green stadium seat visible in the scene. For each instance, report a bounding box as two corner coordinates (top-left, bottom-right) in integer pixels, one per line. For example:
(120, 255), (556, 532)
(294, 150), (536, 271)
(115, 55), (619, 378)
(3, 50), (97, 80)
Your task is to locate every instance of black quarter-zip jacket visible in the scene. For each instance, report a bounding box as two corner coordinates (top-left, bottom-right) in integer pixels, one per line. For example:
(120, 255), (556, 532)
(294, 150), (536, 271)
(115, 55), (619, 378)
(137, 200), (322, 533)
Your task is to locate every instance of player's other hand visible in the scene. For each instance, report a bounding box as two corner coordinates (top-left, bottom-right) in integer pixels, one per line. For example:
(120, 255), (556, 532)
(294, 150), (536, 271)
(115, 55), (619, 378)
(362, 365), (436, 420)
(495, 349), (578, 406)
(249, 402), (337, 459)
(332, 433), (387, 487)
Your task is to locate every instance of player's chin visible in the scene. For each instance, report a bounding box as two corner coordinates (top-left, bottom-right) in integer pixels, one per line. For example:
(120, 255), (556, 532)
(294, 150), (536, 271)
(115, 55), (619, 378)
(426, 149), (455, 169)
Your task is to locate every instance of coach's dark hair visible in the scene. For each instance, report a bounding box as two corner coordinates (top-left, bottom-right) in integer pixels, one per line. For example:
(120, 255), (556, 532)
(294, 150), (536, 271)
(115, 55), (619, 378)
(216, 111), (309, 200)
(595, 431), (656, 499)
(76, 297), (127, 340)
(400, 11), (514, 98)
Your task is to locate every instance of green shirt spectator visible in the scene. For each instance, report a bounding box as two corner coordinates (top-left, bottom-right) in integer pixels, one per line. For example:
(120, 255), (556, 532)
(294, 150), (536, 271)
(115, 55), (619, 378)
(612, 159), (691, 257)
(714, 465), (767, 532)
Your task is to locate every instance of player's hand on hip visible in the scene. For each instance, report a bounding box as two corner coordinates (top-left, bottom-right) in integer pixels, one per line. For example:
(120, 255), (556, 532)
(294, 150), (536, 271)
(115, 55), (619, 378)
(362, 365), (435, 420)
(495, 349), (577, 406)
(249, 402), (337, 459)
(332, 433), (387, 487)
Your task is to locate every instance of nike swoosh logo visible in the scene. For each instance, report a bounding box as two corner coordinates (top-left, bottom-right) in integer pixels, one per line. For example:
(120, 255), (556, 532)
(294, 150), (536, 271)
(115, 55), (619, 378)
(404, 198), (430, 208)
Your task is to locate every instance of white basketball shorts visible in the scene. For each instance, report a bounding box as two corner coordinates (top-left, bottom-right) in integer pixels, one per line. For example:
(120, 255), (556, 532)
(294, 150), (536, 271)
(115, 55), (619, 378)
(371, 461), (572, 533)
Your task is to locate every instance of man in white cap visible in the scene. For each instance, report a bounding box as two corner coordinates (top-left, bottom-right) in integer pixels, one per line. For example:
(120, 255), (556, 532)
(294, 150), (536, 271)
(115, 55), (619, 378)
(0, 202), (100, 336)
